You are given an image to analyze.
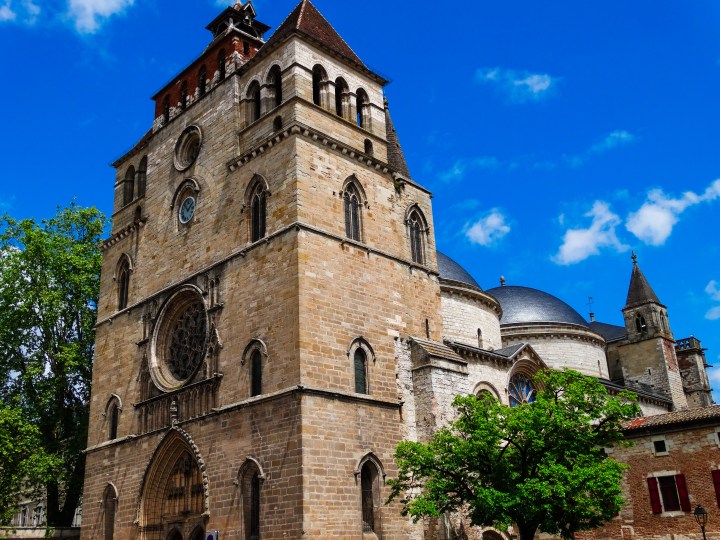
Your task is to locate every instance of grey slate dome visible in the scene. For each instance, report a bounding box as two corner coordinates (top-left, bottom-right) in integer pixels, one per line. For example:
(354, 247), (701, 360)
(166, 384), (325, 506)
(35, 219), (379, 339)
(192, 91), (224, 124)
(436, 251), (481, 289)
(485, 285), (588, 327)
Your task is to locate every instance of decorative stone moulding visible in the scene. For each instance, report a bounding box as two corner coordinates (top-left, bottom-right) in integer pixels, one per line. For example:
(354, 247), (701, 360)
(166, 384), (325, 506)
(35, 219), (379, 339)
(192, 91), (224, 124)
(174, 125), (203, 171)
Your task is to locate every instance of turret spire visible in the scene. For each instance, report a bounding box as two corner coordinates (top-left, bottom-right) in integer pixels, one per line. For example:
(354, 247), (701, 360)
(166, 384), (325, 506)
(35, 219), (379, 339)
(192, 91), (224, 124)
(624, 253), (661, 309)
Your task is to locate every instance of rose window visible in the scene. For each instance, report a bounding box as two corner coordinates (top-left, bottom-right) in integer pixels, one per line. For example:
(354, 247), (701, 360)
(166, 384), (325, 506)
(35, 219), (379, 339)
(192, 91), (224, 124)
(166, 301), (207, 380)
(508, 374), (536, 407)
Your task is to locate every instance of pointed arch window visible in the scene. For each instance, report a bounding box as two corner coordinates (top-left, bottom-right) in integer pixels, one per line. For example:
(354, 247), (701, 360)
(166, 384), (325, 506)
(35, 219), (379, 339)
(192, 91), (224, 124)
(407, 208), (427, 265)
(268, 65), (282, 108)
(218, 49), (227, 81)
(344, 182), (362, 242)
(198, 65), (207, 97)
(102, 485), (117, 540)
(251, 350), (262, 397)
(312, 65), (327, 107)
(239, 461), (263, 540)
(354, 349), (367, 394)
(360, 460), (382, 536)
(250, 182), (267, 242)
(107, 401), (119, 440)
(356, 88), (369, 128)
(117, 257), (131, 310)
(136, 156), (147, 198)
(123, 166), (135, 206)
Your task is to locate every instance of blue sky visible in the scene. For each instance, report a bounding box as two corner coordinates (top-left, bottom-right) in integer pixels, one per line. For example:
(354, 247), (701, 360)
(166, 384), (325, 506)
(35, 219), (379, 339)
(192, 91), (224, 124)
(2, 0), (720, 400)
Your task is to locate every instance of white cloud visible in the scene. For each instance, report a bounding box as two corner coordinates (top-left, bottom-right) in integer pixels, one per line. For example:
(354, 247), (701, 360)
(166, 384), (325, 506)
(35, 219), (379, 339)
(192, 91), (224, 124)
(626, 179), (720, 246)
(0, 2), (16, 21)
(438, 156), (500, 183)
(67, 0), (134, 33)
(590, 130), (636, 153)
(553, 201), (629, 265)
(706, 307), (720, 321)
(475, 67), (558, 103)
(706, 280), (720, 301)
(465, 210), (511, 246)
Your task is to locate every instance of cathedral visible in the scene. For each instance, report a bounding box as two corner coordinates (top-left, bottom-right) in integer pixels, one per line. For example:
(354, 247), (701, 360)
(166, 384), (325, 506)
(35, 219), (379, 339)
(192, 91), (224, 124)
(80, 2), (713, 539)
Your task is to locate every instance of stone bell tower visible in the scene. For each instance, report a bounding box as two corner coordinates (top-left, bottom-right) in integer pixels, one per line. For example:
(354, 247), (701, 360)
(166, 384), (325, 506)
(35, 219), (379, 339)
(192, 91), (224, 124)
(81, 1), (439, 539)
(616, 253), (688, 409)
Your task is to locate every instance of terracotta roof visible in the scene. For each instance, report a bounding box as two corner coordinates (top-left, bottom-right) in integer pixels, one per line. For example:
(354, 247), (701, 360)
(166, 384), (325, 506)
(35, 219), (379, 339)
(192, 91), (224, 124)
(623, 405), (720, 433)
(384, 98), (411, 178)
(624, 258), (661, 309)
(263, 0), (364, 67)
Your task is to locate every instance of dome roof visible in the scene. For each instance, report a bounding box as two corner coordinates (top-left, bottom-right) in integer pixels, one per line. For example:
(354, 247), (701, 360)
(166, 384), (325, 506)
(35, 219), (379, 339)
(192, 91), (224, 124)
(485, 285), (588, 327)
(436, 251), (481, 289)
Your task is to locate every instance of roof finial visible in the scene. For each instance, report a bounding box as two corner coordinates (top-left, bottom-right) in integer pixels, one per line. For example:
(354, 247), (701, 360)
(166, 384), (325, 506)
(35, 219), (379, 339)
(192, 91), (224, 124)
(587, 296), (595, 322)
(631, 251), (638, 265)
(500, 276), (506, 287)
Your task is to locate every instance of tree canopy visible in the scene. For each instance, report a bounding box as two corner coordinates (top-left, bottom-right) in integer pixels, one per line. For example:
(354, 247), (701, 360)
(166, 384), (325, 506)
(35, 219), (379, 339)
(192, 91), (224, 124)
(0, 204), (107, 527)
(388, 369), (640, 540)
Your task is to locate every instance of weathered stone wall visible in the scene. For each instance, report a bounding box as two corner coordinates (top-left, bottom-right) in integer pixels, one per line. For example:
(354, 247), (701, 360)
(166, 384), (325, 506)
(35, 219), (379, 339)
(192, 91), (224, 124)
(440, 288), (502, 351)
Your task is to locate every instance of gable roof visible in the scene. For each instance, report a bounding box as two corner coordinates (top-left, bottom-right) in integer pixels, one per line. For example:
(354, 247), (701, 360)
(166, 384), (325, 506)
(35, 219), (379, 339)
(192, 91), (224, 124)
(264, 0), (364, 67)
(623, 404), (720, 434)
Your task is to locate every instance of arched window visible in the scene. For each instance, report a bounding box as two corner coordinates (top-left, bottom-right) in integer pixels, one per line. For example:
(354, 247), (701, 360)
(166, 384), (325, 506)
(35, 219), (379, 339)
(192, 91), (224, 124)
(508, 373), (536, 407)
(243, 41), (250, 55)
(250, 181), (267, 242)
(356, 88), (369, 128)
(635, 314), (648, 334)
(354, 348), (367, 394)
(123, 166), (135, 206)
(162, 95), (170, 124)
(273, 116), (283, 131)
(407, 207), (427, 265)
(344, 182), (362, 242)
(268, 65), (282, 108)
(180, 81), (188, 110)
(251, 350), (262, 397)
(247, 81), (261, 124)
(136, 156), (147, 198)
(189, 526), (205, 540)
(198, 65), (207, 97)
(239, 461), (263, 540)
(364, 139), (373, 156)
(218, 49), (227, 81)
(360, 460), (382, 536)
(312, 65), (327, 107)
(117, 257), (131, 310)
(335, 77), (348, 117)
(102, 485), (117, 540)
(477, 328), (483, 348)
(660, 312), (667, 332)
(108, 402), (119, 440)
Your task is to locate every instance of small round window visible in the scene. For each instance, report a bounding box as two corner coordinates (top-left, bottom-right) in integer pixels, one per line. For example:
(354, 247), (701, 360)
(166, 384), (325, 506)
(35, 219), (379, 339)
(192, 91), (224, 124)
(174, 125), (202, 171)
(150, 288), (209, 391)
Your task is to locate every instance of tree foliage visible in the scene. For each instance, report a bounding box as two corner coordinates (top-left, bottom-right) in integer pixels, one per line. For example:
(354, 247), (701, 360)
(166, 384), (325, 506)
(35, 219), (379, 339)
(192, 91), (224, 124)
(0, 204), (107, 527)
(388, 369), (640, 540)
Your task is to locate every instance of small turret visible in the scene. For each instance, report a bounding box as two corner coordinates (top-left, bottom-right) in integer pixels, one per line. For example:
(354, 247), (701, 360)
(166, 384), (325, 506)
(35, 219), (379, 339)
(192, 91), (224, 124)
(622, 252), (672, 341)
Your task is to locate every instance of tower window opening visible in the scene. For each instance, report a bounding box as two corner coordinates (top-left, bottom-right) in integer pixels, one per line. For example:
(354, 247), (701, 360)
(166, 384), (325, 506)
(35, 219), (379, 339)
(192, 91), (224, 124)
(360, 461), (381, 535)
(102, 486), (116, 540)
(137, 156), (147, 198)
(364, 139), (373, 156)
(477, 328), (483, 348)
(123, 166), (135, 207)
(312, 65), (327, 107)
(356, 88), (369, 128)
(162, 95), (170, 124)
(243, 41), (250, 55)
(335, 77), (348, 118)
(407, 208), (426, 265)
(108, 403), (119, 440)
(250, 350), (262, 397)
(199, 65), (207, 97)
(269, 65), (282, 108)
(240, 463), (262, 540)
(247, 81), (261, 123)
(635, 315), (648, 334)
(180, 80), (188, 110)
(273, 116), (283, 131)
(218, 49), (227, 81)
(354, 348), (368, 394)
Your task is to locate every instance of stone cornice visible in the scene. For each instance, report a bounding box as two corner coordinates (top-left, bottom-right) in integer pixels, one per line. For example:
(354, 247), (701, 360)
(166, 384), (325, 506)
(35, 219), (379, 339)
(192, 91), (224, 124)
(101, 217), (147, 251)
(500, 323), (606, 348)
(439, 280), (502, 317)
(227, 116), (430, 195)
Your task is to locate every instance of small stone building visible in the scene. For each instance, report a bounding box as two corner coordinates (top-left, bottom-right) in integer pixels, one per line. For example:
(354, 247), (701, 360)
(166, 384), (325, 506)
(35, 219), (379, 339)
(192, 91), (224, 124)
(79, 2), (714, 540)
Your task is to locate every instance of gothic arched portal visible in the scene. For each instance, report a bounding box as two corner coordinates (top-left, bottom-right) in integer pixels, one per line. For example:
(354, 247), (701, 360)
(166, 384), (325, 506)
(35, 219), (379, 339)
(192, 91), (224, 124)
(139, 431), (208, 540)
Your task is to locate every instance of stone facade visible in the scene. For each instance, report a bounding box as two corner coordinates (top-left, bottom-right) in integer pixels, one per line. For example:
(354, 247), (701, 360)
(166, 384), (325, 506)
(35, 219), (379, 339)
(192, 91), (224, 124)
(79, 2), (714, 540)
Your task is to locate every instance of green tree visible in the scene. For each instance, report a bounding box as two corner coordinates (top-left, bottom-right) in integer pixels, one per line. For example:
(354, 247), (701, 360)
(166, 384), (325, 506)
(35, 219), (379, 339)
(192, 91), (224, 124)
(388, 369), (640, 540)
(0, 204), (107, 527)
(0, 405), (60, 525)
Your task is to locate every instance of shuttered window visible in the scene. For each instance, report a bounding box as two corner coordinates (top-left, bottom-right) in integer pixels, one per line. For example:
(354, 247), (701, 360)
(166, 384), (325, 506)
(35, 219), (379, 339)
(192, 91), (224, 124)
(649, 474), (691, 513)
(647, 477), (662, 514)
